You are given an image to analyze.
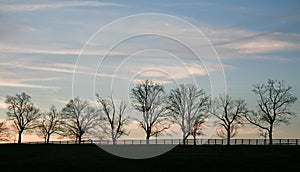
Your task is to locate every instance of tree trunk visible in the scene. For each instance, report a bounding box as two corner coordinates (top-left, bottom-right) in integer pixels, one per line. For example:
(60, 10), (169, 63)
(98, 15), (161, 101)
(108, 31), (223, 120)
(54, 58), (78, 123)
(193, 135), (196, 145)
(269, 126), (273, 145)
(111, 130), (115, 145)
(183, 134), (189, 145)
(146, 130), (151, 144)
(18, 130), (22, 144)
(78, 135), (82, 144)
(46, 134), (50, 144)
(227, 127), (231, 145)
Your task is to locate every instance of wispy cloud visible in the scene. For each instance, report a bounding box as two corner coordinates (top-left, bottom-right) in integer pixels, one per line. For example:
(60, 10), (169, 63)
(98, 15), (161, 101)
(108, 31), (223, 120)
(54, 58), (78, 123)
(0, 1), (124, 12)
(202, 27), (300, 59)
(124, 63), (234, 81)
(212, 31), (299, 55)
(1, 61), (117, 82)
(1, 17), (298, 62)
(0, 77), (62, 90)
(84, 18), (300, 60)
(0, 42), (127, 56)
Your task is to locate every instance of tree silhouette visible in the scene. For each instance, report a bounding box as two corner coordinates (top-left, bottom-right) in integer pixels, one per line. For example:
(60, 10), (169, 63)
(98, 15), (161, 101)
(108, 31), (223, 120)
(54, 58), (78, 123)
(96, 94), (129, 145)
(190, 118), (205, 145)
(130, 80), (170, 144)
(167, 84), (209, 145)
(211, 94), (247, 145)
(5, 92), (40, 144)
(37, 105), (64, 144)
(61, 97), (99, 144)
(244, 79), (297, 145)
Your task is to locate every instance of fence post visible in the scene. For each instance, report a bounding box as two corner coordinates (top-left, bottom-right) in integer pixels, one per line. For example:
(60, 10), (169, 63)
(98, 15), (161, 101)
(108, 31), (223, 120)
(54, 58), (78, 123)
(296, 139), (298, 145)
(279, 139), (281, 145)
(288, 139), (290, 145)
(171, 139), (173, 145)
(234, 139), (237, 145)
(241, 139), (244, 145)
(221, 139), (223, 145)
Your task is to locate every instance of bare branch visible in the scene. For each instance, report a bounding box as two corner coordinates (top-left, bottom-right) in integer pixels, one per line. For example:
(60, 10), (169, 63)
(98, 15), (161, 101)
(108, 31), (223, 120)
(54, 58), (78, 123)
(130, 80), (171, 141)
(5, 92), (40, 143)
(244, 79), (297, 145)
(61, 97), (99, 144)
(167, 84), (209, 144)
(211, 94), (247, 145)
(96, 94), (129, 144)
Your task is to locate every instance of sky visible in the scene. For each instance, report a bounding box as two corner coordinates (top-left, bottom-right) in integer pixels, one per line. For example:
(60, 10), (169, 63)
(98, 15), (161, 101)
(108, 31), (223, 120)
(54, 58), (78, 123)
(0, 0), (300, 141)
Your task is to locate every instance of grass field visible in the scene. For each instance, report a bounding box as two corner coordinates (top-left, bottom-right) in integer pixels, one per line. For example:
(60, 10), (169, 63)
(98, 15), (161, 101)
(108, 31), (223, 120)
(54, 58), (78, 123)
(0, 144), (299, 172)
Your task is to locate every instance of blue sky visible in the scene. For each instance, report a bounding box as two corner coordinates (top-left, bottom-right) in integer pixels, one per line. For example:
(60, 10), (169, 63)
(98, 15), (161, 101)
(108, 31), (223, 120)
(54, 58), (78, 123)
(0, 0), (300, 139)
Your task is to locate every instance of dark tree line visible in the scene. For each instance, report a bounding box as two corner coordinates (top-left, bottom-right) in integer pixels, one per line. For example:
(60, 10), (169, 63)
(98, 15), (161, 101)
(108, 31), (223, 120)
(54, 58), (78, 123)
(0, 79), (297, 145)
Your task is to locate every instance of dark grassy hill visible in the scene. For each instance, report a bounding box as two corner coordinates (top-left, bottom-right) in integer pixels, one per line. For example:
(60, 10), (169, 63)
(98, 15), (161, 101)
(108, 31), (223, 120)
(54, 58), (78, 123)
(0, 144), (299, 172)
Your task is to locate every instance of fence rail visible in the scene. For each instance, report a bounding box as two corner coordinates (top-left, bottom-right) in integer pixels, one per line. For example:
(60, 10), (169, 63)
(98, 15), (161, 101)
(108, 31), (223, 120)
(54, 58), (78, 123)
(24, 138), (300, 145)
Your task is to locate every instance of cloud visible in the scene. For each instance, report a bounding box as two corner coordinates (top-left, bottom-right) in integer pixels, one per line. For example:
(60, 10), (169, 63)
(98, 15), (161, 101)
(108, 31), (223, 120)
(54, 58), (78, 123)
(0, 1), (123, 12)
(213, 31), (299, 55)
(0, 77), (62, 90)
(128, 63), (234, 81)
(86, 18), (300, 60)
(0, 61), (117, 84)
(0, 42), (126, 56)
(1, 15), (298, 62)
(204, 28), (300, 58)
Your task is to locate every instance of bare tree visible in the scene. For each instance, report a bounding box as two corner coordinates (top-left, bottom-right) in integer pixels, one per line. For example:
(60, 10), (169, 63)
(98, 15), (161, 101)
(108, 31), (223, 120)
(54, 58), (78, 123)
(37, 105), (64, 144)
(212, 94), (247, 145)
(167, 84), (209, 145)
(0, 120), (12, 141)
(61, 97), (99, 144)
(96, 94), (129, 145)
(130, 80), (170, 144)
(190, 118), (205, 145)
(244, 79), (297, 145)
(5, 92), (40, 144)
